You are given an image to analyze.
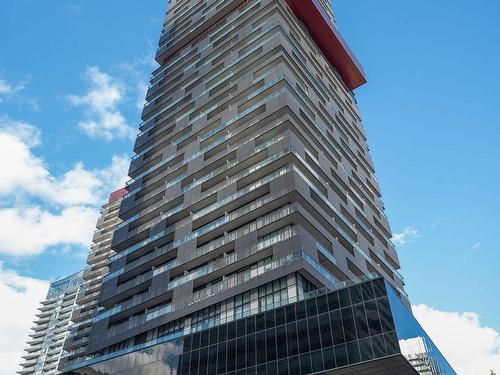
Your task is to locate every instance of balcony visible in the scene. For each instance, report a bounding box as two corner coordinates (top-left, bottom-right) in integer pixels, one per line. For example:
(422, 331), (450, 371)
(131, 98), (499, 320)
(155, 0), (249, 64)
(17, 366), (35, 374)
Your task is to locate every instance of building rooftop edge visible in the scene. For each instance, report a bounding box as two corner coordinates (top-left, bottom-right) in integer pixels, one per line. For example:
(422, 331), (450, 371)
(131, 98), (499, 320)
(286, 0), (367, 90)
(108, 188), (128, 203)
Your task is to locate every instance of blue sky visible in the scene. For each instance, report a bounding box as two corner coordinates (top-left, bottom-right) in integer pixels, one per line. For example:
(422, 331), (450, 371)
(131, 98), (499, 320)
(0, 0), (166, 269)
(334, 0), (500, 329)
(0, 1), (499, 373)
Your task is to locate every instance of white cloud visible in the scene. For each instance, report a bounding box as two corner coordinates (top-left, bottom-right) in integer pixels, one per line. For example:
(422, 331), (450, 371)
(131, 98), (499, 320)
(66, 4), (83, 13)
(472, 241), (481, 251)
(0, 118), (129, 256)
(413, 304), (500, 375)
(0, 263), (49, 375)
(0, 76), (39, 110)
(392, 226), (420, 246)
(67, 66), (136, 141)
(114, 46), (156, 112)
(0, 77), (27, 101)
(0, 206), (99, 256)
(136, 81), (148, 111)
(0, 116), (41, 147)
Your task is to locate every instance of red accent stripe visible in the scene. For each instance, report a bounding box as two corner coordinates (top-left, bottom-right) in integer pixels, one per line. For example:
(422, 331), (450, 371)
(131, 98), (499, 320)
(286, 0), (367, 90)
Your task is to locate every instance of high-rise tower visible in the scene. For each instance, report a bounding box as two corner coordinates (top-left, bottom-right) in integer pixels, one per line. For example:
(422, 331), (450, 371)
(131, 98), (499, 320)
(18, 271), (83, 375)
(59, 189), (127, 368)
(61, 1), (456, 374)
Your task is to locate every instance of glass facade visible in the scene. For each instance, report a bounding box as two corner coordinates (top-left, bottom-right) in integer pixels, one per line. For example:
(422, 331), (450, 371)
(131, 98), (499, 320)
(68, 278), (457, 375)
(47, 271), (84, 299)
(18, 271), (84, 375)
(387, 285), (456, 374)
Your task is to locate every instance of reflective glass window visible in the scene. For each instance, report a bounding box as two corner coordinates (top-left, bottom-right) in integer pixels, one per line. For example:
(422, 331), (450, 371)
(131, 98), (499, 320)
(319, 313), (333, 348)
(362, 282), (375, 301)
(372, 279), (386, 298)
(384, 331), (399, 355)
(198, 347), (208, 374)
(322, 346), (335, 370)
(247, 333), (256, 367)
(266, 311), (275, 330)
(353, 304), (369, 339)
(256, 313), (266, 332)
(275, 307), (286, 326)
(218, 324), (227, 342)
(181, 352), (190, 375)
(228, 321), (237, 340)
(334, 344), (348, 367)
(286, 322), (298, 356)
(192, 332), (200, 351)
(257, 363), (267, 374)
(307, 316), (321, 351)
(295, 301), (306, 320)
(200, 330), (209, 348)
(297, 320), (310, 354)
(278, 358), (288, 375)
(209, 328), (218, 346)
(208, 345), (217, 375)
(276, 325), (288, 359)
(338, 288), (351, 307)
(346, 340), (361, 364)
(227, 339), (236, 372)
(190, 349), (199, 375)
(299, 352), (312, 375)
(341, 307), (357, 342)
(184, 335), (192, 353)
(365, 300), (382, 336)
(330, 310), (345, 344)
(311, 349), (324, 373)
(267, 360), (277, 375)
(288, 355), (299, 374)
(317, 295), (328, 314)
(237, 337), (246, 369)
(350, 285), (363, 305)
(256, 331), (266, 364)
(217, 342), (226, 374)
(285, 304), (296, 323)
(237, 319), (246, 337)
(266, 328), (277, 362)
(306, 298), (317, 317)
(376, 297), (395, 333)
(359, 337), (374, 361)
(246, 315), (256, 335)
(371, 334), (387, 358)
(327, 291), (339, 310)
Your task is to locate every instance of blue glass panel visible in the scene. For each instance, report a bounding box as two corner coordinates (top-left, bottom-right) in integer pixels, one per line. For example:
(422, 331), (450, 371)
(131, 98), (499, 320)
(386, 281), (457, 375)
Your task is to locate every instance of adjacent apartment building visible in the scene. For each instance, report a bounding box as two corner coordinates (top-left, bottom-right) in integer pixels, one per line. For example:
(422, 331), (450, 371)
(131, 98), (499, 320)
(59, 189), (127, 368)
(18, 271), (83, 375)
(60, 0), (457, 374)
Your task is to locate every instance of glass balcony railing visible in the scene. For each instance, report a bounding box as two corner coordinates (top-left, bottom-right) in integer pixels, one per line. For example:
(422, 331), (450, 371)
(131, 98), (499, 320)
(112, 163), (294, 267)
(145, 303), (172, 322)
(190, 251), (302, 305)
(98, 227), (298, 326)
(315, 242), (337, 265)
(129, 73), (287, 188)
(121, 125), (286, 231)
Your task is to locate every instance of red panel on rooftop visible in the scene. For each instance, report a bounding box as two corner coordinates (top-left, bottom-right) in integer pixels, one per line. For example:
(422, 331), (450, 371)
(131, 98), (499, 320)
(286, 0), (367, 90)
(108, 188), (128, 203)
